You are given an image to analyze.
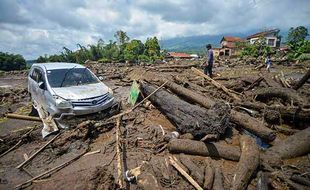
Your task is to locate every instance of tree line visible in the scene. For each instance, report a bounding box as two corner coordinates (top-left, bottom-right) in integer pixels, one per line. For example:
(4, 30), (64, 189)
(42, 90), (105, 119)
(0, 52), (26, 71)
(36, 30), (162, 64)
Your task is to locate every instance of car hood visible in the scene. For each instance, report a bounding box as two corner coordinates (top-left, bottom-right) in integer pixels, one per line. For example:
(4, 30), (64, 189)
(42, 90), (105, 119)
(52, 82), (110, 100)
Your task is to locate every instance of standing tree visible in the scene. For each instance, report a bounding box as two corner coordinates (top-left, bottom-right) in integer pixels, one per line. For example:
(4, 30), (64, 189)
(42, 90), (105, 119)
(124, 39), (144, 62)
(287, 26), (309, 45)
(144, 37), (161, 60)
(0, 52), (26, 71)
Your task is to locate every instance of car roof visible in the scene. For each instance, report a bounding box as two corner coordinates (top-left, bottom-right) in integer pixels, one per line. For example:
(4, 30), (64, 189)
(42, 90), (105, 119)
(32, 62), (85, 70)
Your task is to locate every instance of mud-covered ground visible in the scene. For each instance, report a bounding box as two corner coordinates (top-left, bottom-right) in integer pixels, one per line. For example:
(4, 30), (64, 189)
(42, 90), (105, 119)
(0, 59), (309, 190)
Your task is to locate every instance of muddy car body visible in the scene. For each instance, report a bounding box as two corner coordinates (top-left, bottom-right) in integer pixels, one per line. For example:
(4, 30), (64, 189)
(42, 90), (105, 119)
(28, 62), (114, 119)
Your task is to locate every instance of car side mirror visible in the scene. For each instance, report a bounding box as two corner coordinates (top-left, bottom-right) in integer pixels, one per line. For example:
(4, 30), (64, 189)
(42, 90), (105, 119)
(98, 76), (103, 81)
(38, 81), (45, 90)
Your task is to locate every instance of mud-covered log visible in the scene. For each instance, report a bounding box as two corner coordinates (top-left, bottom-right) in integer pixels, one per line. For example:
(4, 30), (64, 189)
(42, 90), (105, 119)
(154, 80), (275, 142)
(162, 80), (215, 108)
(213, 168), (225, 190)
(293, 69), (310, 90)
(168, 139), (241, 161)
(257, 172), (269, 190)
(236, 101), (310, 124)
(264, 127), (310, 160)
(141, 82), (230, 138)
(255, 87), (304, 106)
(179, 154), (204, 186)
(231, 135), (260, 190)
(203, 164), (215, 190)
(231, 110), (276, 141)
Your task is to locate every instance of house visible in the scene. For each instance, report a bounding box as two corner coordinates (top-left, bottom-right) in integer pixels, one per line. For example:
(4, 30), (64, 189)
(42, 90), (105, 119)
(219, 36), (243, 56)
(166, 52), (192, 60)
(246, 29), (281, 48)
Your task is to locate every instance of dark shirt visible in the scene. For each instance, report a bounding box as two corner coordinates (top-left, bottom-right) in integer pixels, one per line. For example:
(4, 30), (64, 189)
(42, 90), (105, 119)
(207, 49), (214, 64)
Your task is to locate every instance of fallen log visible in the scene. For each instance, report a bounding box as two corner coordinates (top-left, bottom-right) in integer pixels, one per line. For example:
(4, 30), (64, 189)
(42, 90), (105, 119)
(213, 168), (225, 190)
(236, 101), (310, 124)
(231, 135), (260, 190)
(254, 87), (303, 106)
(179, 154), (204, 186)
(244, 77), (264, 91)
(231, 110), (276, 142)
(156, 80), (275, 142)
(257, 172), (269, 190)
(203, 163), (215, 190)
(5, 113), (41, 122)
(293, 69), (310, 90)
(149, 64), (199, 69)
(191, 67), (241, 101)
(140, 82), (230, 138)
(291, 174), (310, 187)
(115, 117), (124, 188)
(168, 139), (241, 161)
(264, 127), (310, 160)
(169, 156), (203, 190)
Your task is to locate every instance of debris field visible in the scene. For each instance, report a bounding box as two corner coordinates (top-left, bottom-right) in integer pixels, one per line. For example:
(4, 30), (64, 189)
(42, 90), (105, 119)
(0, 58), (310, 190)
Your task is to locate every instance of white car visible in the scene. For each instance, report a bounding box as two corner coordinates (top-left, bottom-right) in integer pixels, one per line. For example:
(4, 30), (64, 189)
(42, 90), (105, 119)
(28, 62), (114, 120)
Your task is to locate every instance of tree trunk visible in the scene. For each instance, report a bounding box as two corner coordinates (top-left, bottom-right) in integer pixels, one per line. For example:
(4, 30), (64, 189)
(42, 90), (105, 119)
(168, 139), (241, 161)
(140, 82), (230, 138)
(213, 168), (225, 190)
(264, 127), (310, 160)
(179, 154), (204, 187)
(236, 101), (310, 124)
(231, 135), (260, 190)
(152, 80), (275, 142)
(293, 69), (310, 90)
(203, 164), (215, 190)
(230, 110), (276, 141)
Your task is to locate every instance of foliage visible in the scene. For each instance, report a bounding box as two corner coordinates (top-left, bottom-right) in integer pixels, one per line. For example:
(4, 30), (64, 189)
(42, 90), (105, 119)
(0, 52), (26, 71)
(238, 37), (272, 58)
(287, 26), (308, 45)
(287, 26), (309, 60)
(36, 30), (162, 64)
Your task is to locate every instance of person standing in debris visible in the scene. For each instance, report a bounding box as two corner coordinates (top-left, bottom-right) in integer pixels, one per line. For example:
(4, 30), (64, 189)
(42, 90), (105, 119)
(203, 44), (214, 78)
(265, 53), (272, 72)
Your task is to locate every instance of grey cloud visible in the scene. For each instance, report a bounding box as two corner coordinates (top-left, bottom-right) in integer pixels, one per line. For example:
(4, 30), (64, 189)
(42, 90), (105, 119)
(0, 0), (30, 24)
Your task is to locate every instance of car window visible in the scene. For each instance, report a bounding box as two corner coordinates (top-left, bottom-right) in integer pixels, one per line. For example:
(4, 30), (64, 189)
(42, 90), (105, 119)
(47, 68), (99, 88)
(30, 68), (44, 83)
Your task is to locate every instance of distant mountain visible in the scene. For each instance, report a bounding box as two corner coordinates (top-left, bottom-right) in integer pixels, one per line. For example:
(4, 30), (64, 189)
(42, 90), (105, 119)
(160, 29), (290, 54)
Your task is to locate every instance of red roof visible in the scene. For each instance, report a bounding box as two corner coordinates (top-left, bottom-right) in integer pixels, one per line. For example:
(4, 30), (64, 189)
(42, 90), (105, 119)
(221, 36), (242, 42)
(247, 29), (280, 39)
(168, 52), (192, 58)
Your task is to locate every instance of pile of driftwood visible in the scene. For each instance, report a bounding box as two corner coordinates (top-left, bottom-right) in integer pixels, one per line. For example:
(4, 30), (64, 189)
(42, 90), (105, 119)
(137, 67), (310, 189)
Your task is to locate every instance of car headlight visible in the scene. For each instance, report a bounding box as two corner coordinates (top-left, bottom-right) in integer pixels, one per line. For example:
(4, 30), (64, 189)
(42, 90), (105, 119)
(53, 95), (72, 109)
(107, 87), (113, 97)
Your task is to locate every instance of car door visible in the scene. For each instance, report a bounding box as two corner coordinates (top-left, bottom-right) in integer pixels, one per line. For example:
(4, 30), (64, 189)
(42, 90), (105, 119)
(35, 68), (47, 108)
(29, 68), (39, 104)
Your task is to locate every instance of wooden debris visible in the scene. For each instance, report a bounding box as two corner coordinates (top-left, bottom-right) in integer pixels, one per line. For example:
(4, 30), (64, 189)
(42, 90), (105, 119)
(213, 168), (225, 190)
(179, 154), (204, 186)
(264, 127), (310, 160)
(0, 127), (36, 158)
(17, 133), (60, 169)
(203, 163), (215, 190)
(168, 139), (241, 161)
(293, 69), (310, 90)
(169, 156), (203, 190)
(115, 117), (124, 188)
(15, 151), (87, 189)
(5, 113), (41, 122)
(191, 67), (241, 101)
(231, 135), (260, 190)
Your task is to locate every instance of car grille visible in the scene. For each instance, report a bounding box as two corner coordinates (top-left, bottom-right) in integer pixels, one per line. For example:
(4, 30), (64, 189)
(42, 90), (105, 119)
(71, 93), (111, 107)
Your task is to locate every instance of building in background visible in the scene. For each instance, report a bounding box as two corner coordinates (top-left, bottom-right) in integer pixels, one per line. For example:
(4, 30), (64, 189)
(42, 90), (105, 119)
(246, 29), (281, 48)
(219, 36), (243, 56)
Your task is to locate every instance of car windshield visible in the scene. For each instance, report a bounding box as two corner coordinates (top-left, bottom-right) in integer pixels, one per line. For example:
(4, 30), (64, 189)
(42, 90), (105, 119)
(47, 68), (99, 88)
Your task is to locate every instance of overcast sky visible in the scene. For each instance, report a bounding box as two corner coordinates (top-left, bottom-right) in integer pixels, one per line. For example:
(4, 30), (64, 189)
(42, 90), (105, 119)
(0, 0), (309, 59)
